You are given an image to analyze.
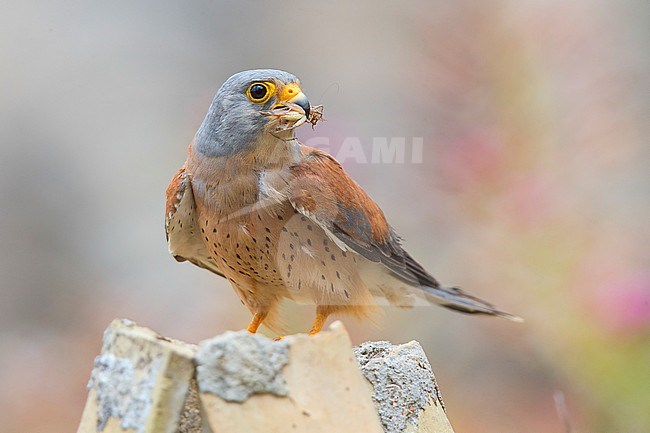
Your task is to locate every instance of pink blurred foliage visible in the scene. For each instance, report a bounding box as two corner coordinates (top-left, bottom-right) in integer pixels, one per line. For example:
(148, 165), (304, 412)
(438, 130), (508, 192)
(412, 1), (650, 430)
(590, 271), (650, 335)
(572, 234), (650, 336)
(500, 172), (557, 229)
(438, 130), (561, 230)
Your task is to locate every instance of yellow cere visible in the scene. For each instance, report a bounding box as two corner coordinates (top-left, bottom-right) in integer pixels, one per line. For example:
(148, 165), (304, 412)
(278, 83), (302, 102)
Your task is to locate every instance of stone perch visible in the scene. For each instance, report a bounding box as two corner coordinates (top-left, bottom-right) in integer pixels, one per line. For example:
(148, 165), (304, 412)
(77, 319), (455, 433)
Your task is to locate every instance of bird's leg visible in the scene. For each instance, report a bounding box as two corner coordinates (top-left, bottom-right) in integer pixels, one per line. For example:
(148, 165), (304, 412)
(247, 311), (267, 333)
(309, 306), (331, 335)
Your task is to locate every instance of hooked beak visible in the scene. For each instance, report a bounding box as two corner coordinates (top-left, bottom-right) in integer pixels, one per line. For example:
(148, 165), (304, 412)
(274, 82), (310, 118)
(260, 82), (320, 133)
(285, 91), (310, 118)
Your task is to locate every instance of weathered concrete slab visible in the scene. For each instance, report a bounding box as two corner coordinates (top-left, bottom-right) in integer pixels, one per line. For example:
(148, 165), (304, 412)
(196, 321), (384, 433)
(78, 319), (455, 433)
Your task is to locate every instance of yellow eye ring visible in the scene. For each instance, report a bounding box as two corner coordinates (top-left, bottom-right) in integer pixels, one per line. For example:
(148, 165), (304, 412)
(246, 81), (275, 104)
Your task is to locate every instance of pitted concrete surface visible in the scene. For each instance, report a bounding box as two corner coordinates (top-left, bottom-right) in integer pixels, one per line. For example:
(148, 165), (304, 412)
(89, 352), (161, 433)
(196, 330), (290, 402)
(355, 340), (444, 433)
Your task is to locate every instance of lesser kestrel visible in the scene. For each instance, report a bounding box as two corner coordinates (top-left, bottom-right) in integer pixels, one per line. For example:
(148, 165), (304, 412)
(165, 69), (520, 334)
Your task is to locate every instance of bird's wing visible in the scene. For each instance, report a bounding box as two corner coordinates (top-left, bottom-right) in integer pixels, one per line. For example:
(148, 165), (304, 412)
(288, 148), (422, 286)
(165, 166), (225, 278)
(288, 148), (522, 321)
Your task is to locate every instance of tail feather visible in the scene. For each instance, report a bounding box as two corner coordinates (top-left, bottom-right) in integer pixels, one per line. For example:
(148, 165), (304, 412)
(422, 285), (523, 322)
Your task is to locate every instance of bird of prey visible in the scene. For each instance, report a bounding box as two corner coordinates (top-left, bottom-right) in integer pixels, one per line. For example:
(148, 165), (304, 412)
(165, 69), (520, 335)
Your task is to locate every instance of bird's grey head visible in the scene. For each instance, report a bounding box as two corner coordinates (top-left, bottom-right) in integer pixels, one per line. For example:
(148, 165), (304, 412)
(194, 69), (311, 157)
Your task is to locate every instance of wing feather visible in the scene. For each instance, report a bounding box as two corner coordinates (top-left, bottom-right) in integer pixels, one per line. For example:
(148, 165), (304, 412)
(287, 148), (521, 321)
(288, 149), (423, 286)
(165, 167), (225, 278)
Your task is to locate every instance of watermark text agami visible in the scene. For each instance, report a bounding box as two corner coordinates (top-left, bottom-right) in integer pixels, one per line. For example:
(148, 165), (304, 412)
(304, 137), (424, 164)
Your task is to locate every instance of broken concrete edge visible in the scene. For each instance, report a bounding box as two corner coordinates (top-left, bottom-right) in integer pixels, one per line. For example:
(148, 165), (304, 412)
(100, 318), (197, 357)
(84, 318), (197, 433)
(84, 319), (449, 433)
(354, 340), (446, 433)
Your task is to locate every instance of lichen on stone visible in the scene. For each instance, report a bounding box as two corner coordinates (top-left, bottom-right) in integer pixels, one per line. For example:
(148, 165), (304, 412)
(354, 340), (444, 433)
(195, 331), (290, 402)
(88, 352), (161, 433)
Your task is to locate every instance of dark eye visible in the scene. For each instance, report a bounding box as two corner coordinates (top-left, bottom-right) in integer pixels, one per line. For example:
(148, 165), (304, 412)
(249, 83), (268, 101)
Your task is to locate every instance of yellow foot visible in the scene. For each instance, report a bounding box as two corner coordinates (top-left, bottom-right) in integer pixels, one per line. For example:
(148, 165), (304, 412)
(246, 312), (267, 334)
(308, 310), (329, 335)
(274, 336), (285, 341)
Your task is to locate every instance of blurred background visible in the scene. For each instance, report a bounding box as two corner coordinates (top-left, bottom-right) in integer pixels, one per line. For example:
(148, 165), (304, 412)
(1, 1), (648, 432)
